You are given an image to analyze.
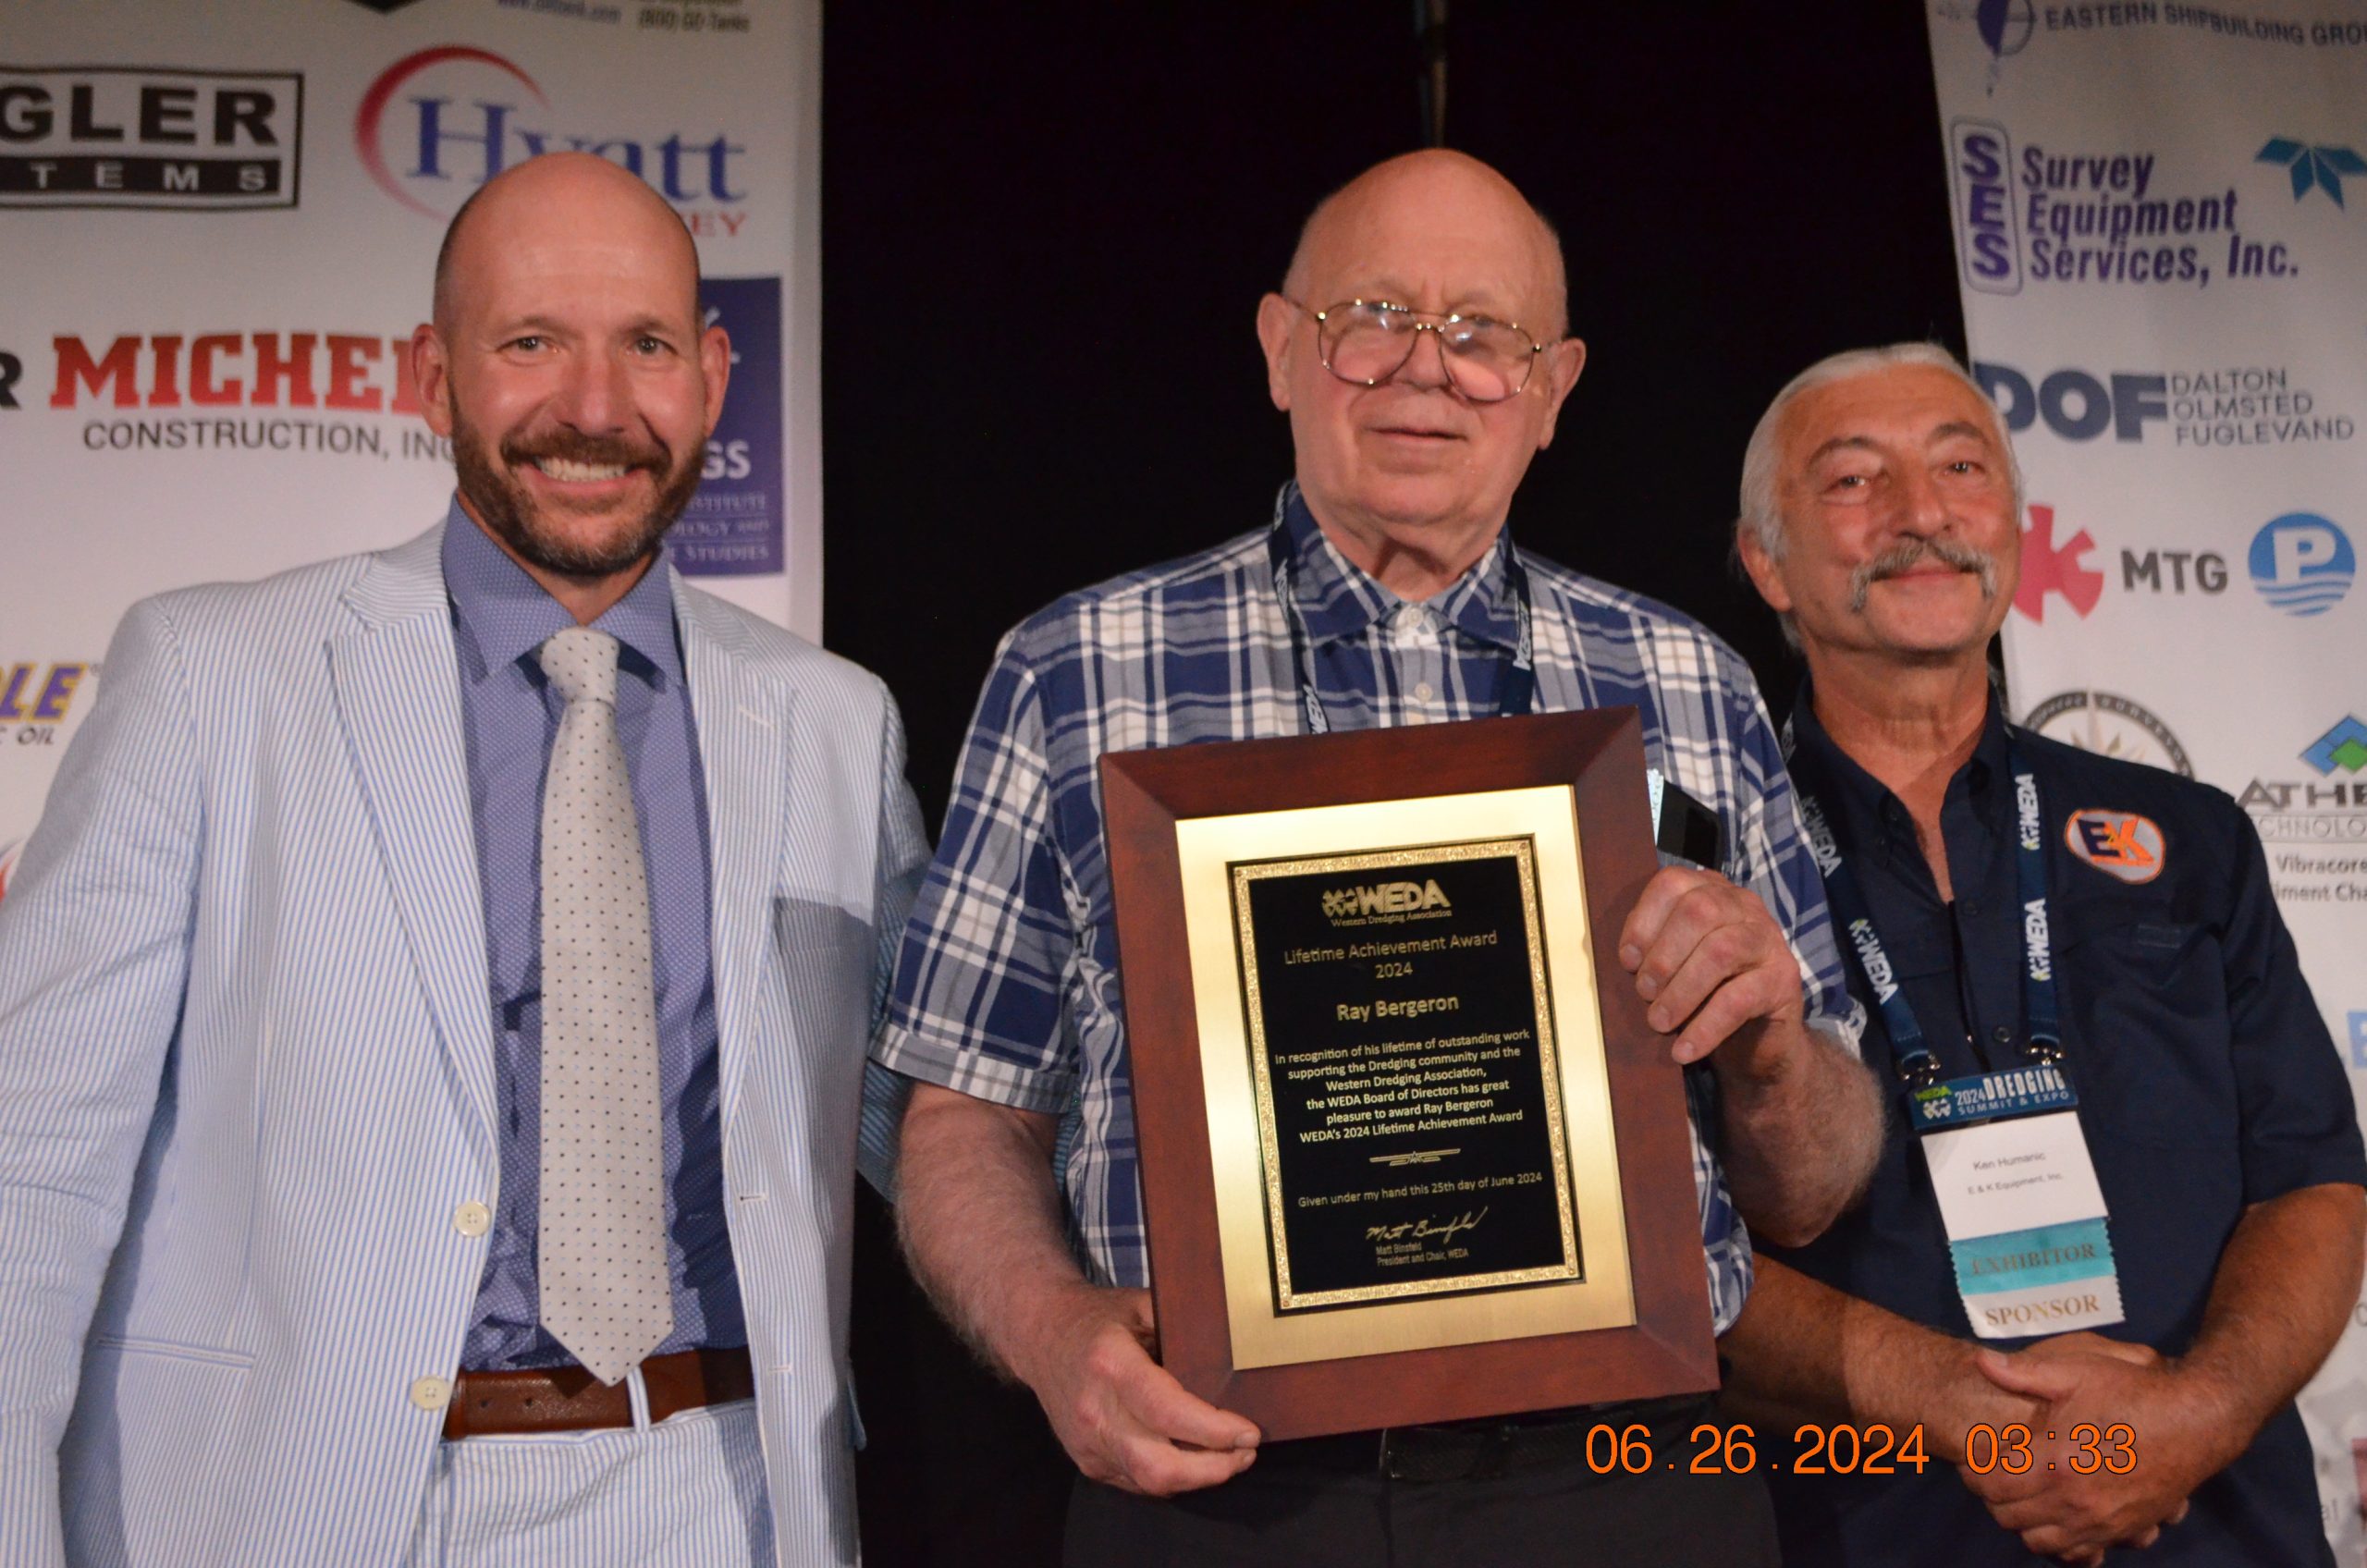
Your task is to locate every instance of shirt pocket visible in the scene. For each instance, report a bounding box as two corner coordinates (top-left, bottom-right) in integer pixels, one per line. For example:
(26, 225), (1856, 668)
(2057, 913), (2238, 1151)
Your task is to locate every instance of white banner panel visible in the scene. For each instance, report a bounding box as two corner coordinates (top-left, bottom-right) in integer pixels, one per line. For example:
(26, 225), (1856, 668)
(0, 0), (823, 899)
(1927, 5), (2367, 1556)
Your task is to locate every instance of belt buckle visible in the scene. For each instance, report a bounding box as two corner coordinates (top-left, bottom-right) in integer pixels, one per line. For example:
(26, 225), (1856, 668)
(1377, 1423), (1509, 1484)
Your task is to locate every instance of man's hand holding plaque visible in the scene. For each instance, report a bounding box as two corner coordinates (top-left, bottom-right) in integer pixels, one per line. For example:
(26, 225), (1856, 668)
(1619, 864), (1809, 1068)
(1621, 862), (1884, 1249)
(1017, 1282), (1262, 1498)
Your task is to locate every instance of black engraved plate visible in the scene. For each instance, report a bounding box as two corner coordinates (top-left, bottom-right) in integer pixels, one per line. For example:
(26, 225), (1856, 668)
(1232, 839), (1582, 1310)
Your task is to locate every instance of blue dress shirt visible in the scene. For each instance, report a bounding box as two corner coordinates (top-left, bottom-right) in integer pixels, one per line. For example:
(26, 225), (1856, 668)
(441, 503), (743, 1370)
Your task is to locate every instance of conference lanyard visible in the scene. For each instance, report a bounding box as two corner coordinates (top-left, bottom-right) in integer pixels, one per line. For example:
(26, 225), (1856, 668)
(1267, 517), (1536, 735)
(1789, 736), (2063, 1090)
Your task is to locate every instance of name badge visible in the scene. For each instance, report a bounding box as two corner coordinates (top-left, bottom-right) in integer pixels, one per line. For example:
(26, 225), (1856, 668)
(1910, 1068), (2125, 1341)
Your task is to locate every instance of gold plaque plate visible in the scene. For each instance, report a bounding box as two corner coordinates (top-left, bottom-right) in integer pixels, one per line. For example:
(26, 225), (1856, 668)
(1175, 785), (1636, 1370)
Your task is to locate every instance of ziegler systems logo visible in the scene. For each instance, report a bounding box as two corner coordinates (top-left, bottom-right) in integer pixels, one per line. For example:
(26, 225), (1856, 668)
(2247, 513), (2354, 617)
(353, 46), (748, 234)
(2014, 504), (2103, 624)
(0, 66), (302, 210)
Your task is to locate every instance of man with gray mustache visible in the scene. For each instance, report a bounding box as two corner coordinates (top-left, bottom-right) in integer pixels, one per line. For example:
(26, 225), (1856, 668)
(1720, 343), (2364, 1567)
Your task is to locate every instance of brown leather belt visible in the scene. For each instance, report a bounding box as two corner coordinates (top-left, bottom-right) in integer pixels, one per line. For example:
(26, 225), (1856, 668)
(443, 1346), (755, 1439)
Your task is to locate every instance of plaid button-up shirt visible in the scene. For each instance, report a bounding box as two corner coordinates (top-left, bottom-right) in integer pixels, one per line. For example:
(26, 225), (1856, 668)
(876, 485), (1856, 1331)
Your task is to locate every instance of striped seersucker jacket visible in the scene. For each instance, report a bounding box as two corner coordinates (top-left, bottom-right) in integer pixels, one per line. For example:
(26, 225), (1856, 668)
(0, 522), (927, 1567)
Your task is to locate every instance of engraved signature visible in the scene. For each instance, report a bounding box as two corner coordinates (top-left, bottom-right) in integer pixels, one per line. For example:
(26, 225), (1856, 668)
(1365, 1207), (1489, 1247)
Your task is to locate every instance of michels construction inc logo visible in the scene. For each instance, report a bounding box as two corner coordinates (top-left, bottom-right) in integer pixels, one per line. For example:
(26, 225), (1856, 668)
(1321, 879), (1452, 925)
(1, 66), (301, 210)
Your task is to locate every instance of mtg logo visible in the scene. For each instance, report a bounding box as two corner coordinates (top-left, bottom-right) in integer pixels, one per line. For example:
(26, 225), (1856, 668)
(0, 66), (302, 210)
(1322, 880), (1451, 921)
(354, 46), (746, 231)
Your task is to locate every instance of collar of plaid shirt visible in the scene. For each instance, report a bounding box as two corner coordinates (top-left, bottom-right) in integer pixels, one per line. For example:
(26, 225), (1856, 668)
(1277, 482), (1527, 655)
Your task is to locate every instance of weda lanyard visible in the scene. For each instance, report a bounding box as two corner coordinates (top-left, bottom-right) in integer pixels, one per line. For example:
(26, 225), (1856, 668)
(1267, 515), (1536, 735)
(1789, 736), (2062, 1089)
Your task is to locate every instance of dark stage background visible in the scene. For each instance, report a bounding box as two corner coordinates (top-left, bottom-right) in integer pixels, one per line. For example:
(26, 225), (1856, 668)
(822, 6), (1968, 1562)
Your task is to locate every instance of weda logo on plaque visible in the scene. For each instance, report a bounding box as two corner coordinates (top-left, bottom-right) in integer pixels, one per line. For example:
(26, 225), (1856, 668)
(1234, 840), (1580, 1312)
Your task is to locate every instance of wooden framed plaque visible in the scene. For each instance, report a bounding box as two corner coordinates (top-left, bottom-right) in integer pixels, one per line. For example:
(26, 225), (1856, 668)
(1100, 709), (1716, 1441)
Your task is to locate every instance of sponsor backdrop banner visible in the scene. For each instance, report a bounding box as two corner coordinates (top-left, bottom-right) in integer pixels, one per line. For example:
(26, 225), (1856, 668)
(0, 0), (824, 900)
(1926, 5), (2367, 1555)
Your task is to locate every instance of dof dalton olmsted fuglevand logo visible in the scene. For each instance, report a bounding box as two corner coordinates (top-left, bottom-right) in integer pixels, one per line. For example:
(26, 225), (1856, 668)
(1321, 879), (1452, 923)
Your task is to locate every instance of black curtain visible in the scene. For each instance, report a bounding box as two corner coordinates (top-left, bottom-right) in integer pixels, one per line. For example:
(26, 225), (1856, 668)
(823, 6), (1964, 1562)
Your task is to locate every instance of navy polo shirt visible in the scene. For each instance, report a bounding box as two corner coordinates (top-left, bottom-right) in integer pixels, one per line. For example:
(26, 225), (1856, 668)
(1762, 682), (2364, 1568)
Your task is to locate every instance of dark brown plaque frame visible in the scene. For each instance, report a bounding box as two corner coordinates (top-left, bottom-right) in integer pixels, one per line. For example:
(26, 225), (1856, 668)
(1101, 709), (1717, 1441)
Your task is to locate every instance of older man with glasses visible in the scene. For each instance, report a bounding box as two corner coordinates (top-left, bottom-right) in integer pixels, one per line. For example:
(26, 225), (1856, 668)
(872, 149), (1884, 1566)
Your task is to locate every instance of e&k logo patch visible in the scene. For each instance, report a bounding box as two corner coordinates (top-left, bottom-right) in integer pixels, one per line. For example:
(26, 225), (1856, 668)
(2065, 811), (2165, 884)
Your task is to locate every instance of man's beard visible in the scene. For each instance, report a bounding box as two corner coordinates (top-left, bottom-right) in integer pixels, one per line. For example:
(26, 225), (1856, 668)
(1847, 534), (2000, 612)
(452, 417), (702, 578)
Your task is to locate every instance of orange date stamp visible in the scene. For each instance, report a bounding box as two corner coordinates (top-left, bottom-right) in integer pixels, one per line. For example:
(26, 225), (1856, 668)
(1570, 1422), (2139, 1476)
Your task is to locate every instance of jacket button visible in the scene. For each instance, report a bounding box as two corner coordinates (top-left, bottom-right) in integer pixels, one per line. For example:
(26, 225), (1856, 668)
(411, 1375), (452, 1412)
(452, 1201), (491, 1237)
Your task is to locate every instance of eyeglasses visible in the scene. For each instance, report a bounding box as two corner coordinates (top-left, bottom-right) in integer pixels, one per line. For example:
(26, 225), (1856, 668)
(1288, 297), (1546, 404)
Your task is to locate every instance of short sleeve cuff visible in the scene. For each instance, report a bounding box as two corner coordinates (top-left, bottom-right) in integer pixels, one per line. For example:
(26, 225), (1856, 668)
(870, 1020), (1077, 1116)
(2240, 1134), (2367, 1208)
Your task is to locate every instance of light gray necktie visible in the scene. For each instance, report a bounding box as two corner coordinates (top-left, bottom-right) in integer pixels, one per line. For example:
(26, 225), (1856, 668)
(536, 626), (673, 1385)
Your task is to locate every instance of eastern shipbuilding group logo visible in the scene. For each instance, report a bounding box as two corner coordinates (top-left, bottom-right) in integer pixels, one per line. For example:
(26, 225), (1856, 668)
(0, 66), (301, 209)
(353, 46), (747, 233)
(1936, 1), (2036, 71)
